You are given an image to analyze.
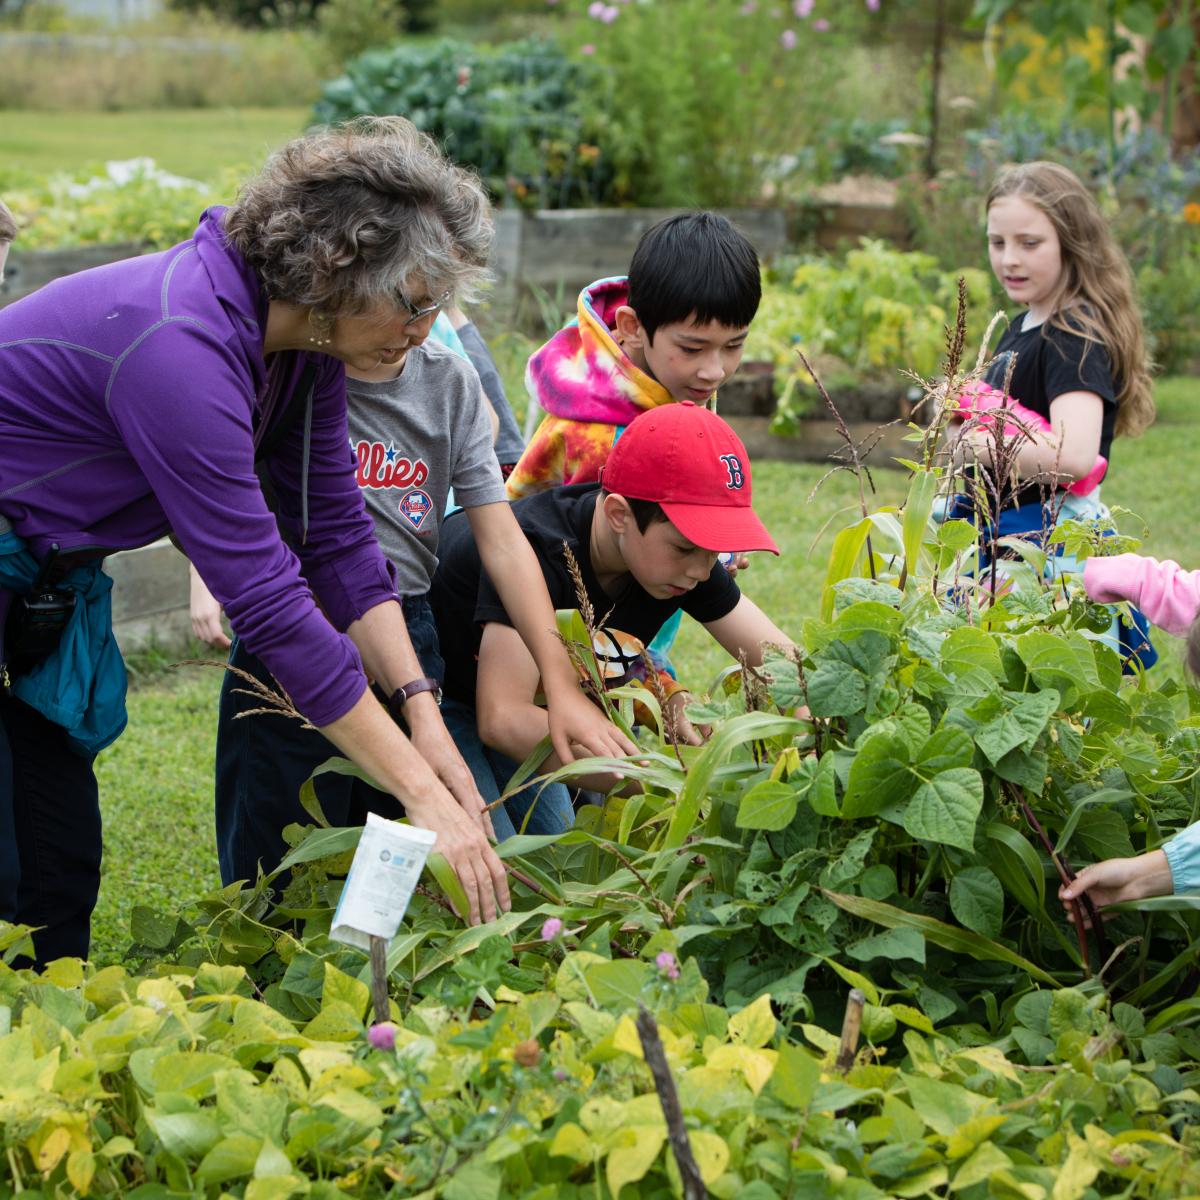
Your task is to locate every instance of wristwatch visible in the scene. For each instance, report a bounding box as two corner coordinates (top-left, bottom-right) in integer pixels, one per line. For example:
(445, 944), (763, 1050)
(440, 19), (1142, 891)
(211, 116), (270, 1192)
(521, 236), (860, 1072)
(386, 677), (443, 718)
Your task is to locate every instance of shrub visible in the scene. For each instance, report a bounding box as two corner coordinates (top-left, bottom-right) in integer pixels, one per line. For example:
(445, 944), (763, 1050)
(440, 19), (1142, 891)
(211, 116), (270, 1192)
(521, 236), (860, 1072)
(2, 161), (229, 249)
(313, 0), (405, 69)
(433, 0), (549, 29)
(313, 36), (616, 209)
(1138, 218), (1200, 374)
(549, 0), (868, 208)
(745, 240), (994, 424)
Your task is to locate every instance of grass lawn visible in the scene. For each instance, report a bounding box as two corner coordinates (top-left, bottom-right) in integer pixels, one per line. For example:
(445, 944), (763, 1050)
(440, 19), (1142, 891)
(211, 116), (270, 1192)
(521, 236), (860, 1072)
(86, 374), (1199, 965)
(91, 668), (224, 963)
(1, 107), (310, 182)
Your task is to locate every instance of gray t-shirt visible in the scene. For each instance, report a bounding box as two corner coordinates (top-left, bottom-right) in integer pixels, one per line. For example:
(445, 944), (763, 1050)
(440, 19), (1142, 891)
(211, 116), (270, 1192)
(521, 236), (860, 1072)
(347, 339), (505, 596)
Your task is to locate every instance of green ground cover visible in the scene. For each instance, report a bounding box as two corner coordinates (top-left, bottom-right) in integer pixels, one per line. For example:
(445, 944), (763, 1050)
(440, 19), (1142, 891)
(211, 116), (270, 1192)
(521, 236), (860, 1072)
(0, 107), (308, 181)
(88, 375), (1199, 965)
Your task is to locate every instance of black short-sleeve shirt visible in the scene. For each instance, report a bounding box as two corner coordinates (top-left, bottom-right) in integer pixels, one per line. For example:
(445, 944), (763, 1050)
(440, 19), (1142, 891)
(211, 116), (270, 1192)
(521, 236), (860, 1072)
(984, 312), (1119, 459)
(430, 483), (741, 705)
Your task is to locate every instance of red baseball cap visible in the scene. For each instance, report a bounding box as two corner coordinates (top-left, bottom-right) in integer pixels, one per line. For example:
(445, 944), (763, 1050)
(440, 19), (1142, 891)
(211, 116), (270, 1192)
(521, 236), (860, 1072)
(600, 402), (779, 555)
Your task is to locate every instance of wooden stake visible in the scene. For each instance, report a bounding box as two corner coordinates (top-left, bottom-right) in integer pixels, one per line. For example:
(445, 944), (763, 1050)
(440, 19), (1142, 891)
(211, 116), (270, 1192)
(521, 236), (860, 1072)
(369, 935), (390, 1024)
(636, 1004), (707, 1199)
(836, 988), (865, 1074)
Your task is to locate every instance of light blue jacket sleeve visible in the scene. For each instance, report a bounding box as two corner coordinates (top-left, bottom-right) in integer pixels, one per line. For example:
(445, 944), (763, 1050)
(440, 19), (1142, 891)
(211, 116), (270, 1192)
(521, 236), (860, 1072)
(1163, 822), (1200, 893)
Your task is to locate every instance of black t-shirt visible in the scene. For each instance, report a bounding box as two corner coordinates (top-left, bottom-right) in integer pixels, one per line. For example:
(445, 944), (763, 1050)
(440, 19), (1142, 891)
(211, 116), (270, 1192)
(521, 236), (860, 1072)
(985, 313), (1118, 456)
(430, 483), (742, 705)
(983, 312), (1119, 508)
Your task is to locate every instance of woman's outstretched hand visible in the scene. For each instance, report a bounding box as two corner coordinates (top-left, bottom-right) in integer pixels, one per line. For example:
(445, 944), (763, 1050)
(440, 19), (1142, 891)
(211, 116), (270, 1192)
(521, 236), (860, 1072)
(406, 700), (497, 841)
(402, 784), (511, 925)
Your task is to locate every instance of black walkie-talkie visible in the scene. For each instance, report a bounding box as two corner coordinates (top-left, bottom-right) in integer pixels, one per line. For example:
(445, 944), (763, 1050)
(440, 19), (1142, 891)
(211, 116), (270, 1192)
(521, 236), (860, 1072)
(5, 542), (78, 673)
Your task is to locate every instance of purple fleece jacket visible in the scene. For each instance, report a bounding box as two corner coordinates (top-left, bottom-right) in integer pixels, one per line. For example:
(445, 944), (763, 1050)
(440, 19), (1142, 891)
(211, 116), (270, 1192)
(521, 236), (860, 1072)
(0, 207), (397, 726)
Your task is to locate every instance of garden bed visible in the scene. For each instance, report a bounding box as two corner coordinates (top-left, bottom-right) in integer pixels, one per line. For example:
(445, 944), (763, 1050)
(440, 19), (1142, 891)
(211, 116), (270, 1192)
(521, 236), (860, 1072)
(719, 362), (913, 465)
(1, 242), (142, 309)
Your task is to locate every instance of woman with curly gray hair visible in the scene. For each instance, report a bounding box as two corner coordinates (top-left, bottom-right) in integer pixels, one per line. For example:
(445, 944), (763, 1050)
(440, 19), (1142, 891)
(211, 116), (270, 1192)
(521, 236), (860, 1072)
(0, 117), (616, 966)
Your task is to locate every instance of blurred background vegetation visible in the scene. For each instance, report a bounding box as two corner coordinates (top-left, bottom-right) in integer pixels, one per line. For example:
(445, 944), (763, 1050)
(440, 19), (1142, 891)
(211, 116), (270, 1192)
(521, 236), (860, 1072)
(5, 0), (1200, 386)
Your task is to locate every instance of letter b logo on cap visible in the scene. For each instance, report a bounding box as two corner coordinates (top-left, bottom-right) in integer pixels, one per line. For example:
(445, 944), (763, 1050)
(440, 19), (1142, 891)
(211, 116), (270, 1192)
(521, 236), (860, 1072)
(720, 453), (745, 490)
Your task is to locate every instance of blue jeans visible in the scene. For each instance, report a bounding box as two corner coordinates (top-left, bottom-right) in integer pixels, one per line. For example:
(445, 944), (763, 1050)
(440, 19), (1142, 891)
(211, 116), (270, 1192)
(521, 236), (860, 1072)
(440, 698), (575, 840)
(215, 595), (443, 887)
(942, 489), (1158, 672)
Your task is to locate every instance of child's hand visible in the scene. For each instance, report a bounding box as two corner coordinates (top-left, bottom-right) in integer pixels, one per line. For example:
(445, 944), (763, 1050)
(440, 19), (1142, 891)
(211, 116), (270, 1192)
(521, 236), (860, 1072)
(664, 690), (707, 746)
(548, 686), (638, 764)
(189, 564), (231, 649)
(1058, 850), (1173, 923)
(720, 552), (751, 578)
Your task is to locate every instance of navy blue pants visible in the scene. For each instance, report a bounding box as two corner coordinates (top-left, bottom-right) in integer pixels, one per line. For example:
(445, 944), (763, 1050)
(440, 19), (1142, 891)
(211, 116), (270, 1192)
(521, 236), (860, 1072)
(215, 596), (444, 888)
(0, 691), (101, 966)
(440, 698), (575, 839)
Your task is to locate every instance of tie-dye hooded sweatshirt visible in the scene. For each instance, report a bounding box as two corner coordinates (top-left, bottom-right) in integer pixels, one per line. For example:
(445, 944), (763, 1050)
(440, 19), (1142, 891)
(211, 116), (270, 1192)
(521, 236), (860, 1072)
(506, 277), (673, 499)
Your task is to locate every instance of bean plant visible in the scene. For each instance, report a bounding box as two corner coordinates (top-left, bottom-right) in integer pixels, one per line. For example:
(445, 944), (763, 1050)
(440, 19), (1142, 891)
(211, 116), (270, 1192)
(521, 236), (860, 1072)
(2, 303), (1199, 1195)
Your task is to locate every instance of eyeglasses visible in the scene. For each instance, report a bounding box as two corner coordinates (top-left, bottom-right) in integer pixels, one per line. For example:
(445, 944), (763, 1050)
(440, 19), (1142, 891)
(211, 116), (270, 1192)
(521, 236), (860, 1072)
(401, 288), (452, 326)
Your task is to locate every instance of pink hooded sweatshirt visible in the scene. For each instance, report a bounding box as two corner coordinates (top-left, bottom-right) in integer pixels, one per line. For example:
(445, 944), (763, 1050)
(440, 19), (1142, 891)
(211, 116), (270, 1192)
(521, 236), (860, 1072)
(1083, 554), (1200, 636)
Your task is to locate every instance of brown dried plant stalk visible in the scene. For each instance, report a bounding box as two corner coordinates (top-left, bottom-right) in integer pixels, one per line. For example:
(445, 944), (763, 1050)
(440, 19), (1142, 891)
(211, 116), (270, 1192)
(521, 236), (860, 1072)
(562, 539), (596, 632)
(798, 348), (888, 583)
(798, 348), (878, 523)
(640, 649), (687, 774)
(913, 280), (1007, 471)
(908, 283), (1075, 606)
(559, 541), (621, 723)
(175, 659), (316, 730)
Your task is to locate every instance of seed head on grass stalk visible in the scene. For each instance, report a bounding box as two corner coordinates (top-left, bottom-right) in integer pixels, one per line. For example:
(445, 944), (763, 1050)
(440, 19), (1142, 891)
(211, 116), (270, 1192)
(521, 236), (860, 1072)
(175, 659), (316, 730)
(639, 648), (687, 774)
(797, 348), (878, 522)
(908, 277), (1007, 469)
(558, 540), (622, 723)
(798, 348), (887, 583)
(947, 348), (1071, 606)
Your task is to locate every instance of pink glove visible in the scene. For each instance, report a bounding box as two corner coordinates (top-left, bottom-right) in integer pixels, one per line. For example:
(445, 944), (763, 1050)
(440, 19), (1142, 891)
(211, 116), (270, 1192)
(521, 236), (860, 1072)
(954, 380), (1107, 496)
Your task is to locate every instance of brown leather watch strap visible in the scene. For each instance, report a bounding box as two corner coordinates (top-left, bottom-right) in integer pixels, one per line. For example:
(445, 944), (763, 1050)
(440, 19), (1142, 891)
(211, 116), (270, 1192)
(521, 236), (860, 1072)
(386, 676), (443, 718)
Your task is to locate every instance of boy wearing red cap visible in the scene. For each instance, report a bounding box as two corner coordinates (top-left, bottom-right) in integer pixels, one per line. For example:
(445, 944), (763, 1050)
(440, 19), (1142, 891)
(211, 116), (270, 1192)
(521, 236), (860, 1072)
(430, 402), (791, 801)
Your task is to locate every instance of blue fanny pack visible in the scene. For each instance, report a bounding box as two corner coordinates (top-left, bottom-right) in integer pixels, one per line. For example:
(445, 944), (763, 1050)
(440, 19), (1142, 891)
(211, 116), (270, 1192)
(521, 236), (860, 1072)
(0, 520), (128, 756)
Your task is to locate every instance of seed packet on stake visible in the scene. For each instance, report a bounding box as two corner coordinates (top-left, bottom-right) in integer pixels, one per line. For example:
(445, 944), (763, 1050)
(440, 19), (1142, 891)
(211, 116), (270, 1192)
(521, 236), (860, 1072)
(330, 813), (437, 951)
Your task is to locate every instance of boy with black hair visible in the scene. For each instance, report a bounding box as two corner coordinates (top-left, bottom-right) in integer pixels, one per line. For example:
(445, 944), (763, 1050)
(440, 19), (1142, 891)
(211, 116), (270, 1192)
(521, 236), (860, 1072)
(506, 211), (761, 499)
(431, 402), (792, 795)
(205, 304), (635, 892)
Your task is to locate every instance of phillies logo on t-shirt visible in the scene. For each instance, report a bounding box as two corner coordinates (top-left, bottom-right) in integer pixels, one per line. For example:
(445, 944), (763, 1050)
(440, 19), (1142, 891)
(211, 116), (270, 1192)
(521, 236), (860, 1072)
(353, 439), (430, 490)
(399, 490), (433, 530)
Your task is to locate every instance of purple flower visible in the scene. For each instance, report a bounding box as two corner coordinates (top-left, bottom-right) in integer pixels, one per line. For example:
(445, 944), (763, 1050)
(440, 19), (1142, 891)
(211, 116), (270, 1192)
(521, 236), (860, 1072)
(866, 0), (880, 8)
(779, 28), (797, 48)
(600, 4), (619, 21)
(367, 1022), (397, 1051)
(813, 16), (830, 30)
(739, 0), (756, 11)
(541, 916), (564, 941)
(587, 0), (605, 14)
(656, 950), (681, 981)
(793, 0), (813, 17)
(580, 42), (596, 55)
(553, 1067), (569, 1081)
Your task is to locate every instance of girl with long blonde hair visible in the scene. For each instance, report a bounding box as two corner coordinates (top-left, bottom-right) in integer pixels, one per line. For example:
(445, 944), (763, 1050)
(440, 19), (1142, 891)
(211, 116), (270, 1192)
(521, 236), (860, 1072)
(949, 159), (1157, 666)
